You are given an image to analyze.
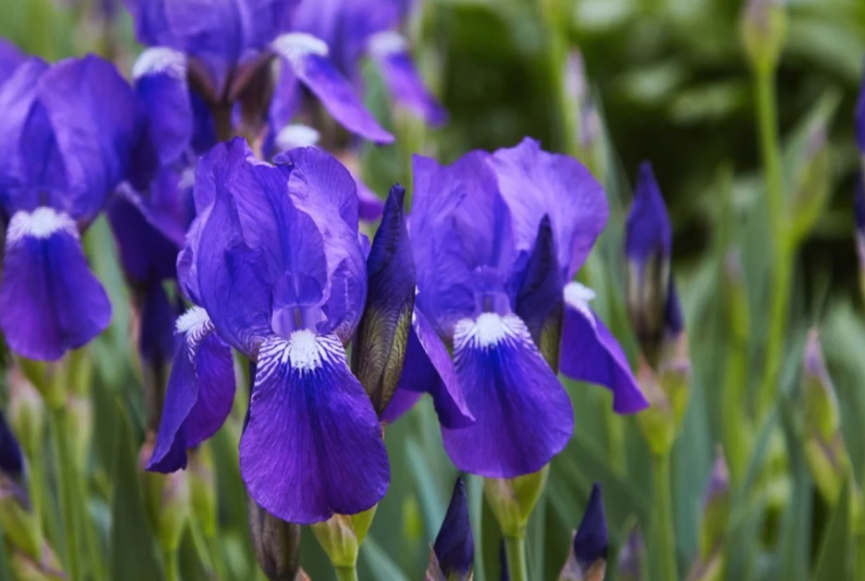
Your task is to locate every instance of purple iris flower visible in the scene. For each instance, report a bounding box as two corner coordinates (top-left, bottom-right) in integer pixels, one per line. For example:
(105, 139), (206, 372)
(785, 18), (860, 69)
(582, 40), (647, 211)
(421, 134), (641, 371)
(291, 0), (447, 125)
(0, 55), (138, 361)
(387, 138), (647, 478)
(121, 0), (393, 144)
(151, 138), (389, 523)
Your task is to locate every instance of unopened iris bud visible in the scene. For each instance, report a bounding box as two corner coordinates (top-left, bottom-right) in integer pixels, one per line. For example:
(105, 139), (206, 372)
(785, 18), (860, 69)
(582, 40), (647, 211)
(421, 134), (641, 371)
(802, 329), (851, 505)
(617, 526), (645, 581)
(485, 467), (548, 540)
(8, 370), (45, 460)
(740, 0), (788, 74)
(426, 478), (474, 581)
(352, 185), (417, 415)
(311, 507), (377, 573)
(790, 124), (831, 243)
(625, 162), (673, 368)
(188, 446), (217, 537)
(248, 500), (301, 581)
(559, 483), (608, 581)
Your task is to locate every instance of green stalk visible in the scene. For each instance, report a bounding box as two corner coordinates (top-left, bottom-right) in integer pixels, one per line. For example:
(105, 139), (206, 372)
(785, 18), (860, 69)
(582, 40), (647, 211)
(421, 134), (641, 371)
(504, 535), (529, 581)
(334, 565), (359, 581)
(754, 67), (790, 420)
(164, 547), (179, 581)
(49, 406), (82, 581)
(652, 453), (678, 581)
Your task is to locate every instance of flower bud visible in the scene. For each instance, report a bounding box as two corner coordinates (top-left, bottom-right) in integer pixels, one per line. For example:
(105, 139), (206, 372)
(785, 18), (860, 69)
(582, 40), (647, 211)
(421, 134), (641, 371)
(790, 124), (831, 243)
(559, 483), (608, 581)
(248, 500), (301, 581)
(699, 451), (730, 559)
(8, 370), (45, 460)
(625, 163), (674, 368)
(802, 329), (851, 505)
(740, 0), (788, 74)
(484, 466), (548, 539)
(427, 478), (474, 581)
(352, 185), (416, 415)
(311, 507), (377, 570)
(617, 526), (645, 581)
(188, 446), (217, 537)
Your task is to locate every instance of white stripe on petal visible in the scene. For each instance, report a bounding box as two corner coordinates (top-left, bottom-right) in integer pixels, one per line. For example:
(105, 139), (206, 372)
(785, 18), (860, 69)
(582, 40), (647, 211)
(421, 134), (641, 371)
(272, 33), (329, 70)
(275, 124), (321, 151)
(132, 47), (187, 80)
(6, 208), (77, 245)
(454, 313), (529, 349)
(256, 332), (347, 377)
(564, 281), (597, 328)
(367, 31), (408, 59)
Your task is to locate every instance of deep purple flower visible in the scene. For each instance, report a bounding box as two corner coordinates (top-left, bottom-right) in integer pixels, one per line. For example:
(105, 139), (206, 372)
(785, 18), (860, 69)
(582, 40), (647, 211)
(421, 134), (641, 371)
(572, 483), (608, 572)
(157, 138), (389, 523)
(429, 477), (474, 580)
(292, 0), (447, 125)
(121, 0), (394, 144)
(0, 56), (138, 360)
(391, 138), (646, 478)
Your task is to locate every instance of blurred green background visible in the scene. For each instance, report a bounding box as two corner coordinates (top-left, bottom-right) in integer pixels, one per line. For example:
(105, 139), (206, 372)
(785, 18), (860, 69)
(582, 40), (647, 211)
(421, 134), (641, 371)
(2, 0), (865, 580)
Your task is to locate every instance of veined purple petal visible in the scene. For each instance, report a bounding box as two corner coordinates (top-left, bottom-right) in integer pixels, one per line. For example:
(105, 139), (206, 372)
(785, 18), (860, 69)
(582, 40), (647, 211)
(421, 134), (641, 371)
(0, 38), (24, 88)
(37, 55), (139, 224)
(0, 208), (111, 360)
(239, 332), (390, 523)
(560, 282), (649, 414)
(625, 162), (671, 263)
(132, 47), (193, 169)
(272, 33), (394, 144)
(442, 313), (572, 477)
(123, 0), (297, 96)
(148, 306), (236, 472)
(368, 31), (447, 126)
(487, 137), (607, 280)
(384, 308), (473, 428)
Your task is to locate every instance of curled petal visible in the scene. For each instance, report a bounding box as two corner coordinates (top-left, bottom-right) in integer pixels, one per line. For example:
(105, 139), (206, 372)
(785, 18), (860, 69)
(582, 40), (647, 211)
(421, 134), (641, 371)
(560, 283), (649, 414)
(367, 31), (448, 126)
(0, 208), (110, 360)
(240, 332), (390, 523)
(273, 33), (394, 144)
(442, 313), (573, 477)
(383, 308), (473, 429)
(147, 307), (236, 472)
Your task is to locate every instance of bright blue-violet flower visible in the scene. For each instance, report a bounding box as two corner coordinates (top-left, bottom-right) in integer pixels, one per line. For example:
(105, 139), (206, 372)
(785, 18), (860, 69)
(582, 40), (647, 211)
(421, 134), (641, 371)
(387, 138), (647, 478)
(292, 0), (447, 125)
(151, 138), (389, 524)
(121, 0), (393, 144)
(0, 55), (138, 361)
(625, 162), (680, 363)
(427, 477), (474, 581)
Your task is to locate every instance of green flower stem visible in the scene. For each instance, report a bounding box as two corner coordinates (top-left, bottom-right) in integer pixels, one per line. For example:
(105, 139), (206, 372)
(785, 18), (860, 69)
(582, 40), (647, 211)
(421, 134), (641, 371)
(49, 405), (82, 581)
(164, 547), (179, 581)
(504, 535), (529, 581)
(754, 66), (790, 420)
(334, 565), (359, 581)
(652, 452), (678, 581)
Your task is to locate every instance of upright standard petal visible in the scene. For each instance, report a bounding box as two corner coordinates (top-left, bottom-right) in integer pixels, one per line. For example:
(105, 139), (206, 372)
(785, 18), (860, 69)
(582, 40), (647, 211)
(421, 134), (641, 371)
(367, 31), (448, 126)
(383, 307), (473, 429)
(442, 313), (573, 477)
(352, 185), (416, 414)
(239, 332), (390, 523)
(488, 138), (607, 279)
(273, 33), (394, 144)
(148, 307), (236, 472)
(0, 208), (111, 360)
(560, 282), (648, 414)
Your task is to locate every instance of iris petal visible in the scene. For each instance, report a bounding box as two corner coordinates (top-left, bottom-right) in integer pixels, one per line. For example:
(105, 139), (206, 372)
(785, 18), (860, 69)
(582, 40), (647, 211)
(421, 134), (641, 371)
(442, 313), (572, 477)
(0, 208), (111, 360)
(240, 332), (390, 524)
(559, 283), (649, 414)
